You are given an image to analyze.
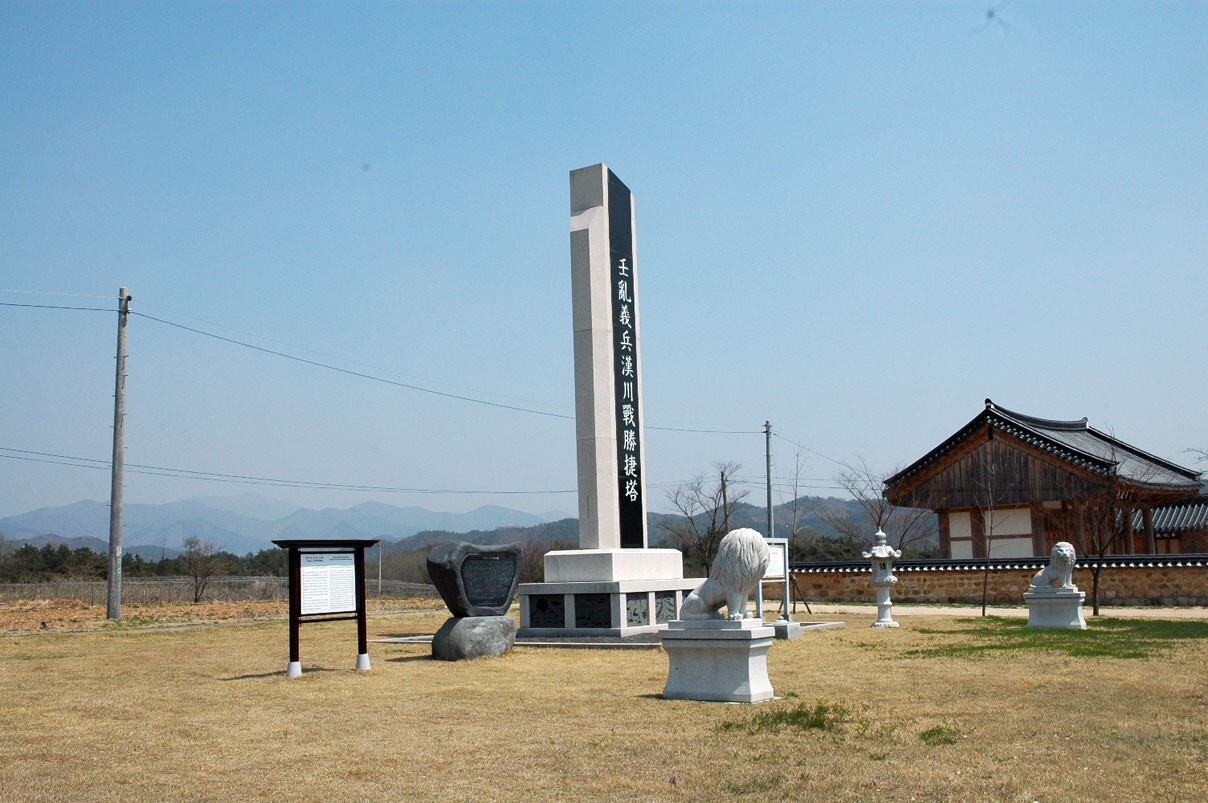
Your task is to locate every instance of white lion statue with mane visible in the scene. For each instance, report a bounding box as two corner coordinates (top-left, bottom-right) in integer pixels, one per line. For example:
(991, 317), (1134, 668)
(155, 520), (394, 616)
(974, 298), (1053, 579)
(679, 528), (771, 621)
(1029, 541), (1078, 593)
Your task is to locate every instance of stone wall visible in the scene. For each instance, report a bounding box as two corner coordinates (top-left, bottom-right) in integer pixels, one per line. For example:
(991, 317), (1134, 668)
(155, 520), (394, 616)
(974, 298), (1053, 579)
(787, 563), (1208, 607)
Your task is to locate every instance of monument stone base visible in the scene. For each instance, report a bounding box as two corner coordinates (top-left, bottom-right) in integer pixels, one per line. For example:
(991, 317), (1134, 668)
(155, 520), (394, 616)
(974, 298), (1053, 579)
(517, 549), (700, 637)
(772, 620), (802, 640)
(432, 615), (517, 660)
(660, 618), (775, 703)
(1024, 590), (1087, 630)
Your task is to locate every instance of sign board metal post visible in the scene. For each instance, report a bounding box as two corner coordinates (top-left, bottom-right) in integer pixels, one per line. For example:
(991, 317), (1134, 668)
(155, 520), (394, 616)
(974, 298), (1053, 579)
(273, 539), (379, 679)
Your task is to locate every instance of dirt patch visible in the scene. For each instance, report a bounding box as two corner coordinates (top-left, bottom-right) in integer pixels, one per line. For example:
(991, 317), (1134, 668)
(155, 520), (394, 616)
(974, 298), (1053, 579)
(0, 597), (443, 635)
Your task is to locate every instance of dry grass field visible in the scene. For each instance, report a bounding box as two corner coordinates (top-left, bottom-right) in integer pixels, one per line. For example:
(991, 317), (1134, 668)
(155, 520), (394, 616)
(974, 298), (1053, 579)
(1, 599), (1205, 802)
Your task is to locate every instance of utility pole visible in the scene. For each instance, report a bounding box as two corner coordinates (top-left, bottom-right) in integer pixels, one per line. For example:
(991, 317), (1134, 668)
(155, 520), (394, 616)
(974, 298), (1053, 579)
(107, 287), (132, 620)
(765, 421), (774, 539)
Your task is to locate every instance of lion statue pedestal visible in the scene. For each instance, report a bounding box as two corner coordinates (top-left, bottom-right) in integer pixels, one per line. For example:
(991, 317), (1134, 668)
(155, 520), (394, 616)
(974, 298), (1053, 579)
(1024, 541), (1087, 630)
(660, 528), (775, 703)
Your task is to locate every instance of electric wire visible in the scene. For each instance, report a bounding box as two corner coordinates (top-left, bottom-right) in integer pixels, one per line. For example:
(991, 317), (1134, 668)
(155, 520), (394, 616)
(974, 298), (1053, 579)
(132, 299), (571, 415)
(773, 432), (849, 468)
(0, 301), (114, 313)
(0, 289), (115, 300)
(132, 310), (760, 434)
(0, 447), (577, 496)
(133, 311), (578, 422)
(6, 298), (782, 504)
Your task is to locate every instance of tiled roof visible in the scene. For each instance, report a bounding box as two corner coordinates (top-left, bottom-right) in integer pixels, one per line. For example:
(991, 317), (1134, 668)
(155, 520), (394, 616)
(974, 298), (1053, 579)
(791, 554), (1208, 573)
(887, 399), (1202, 492)
(1133, 495), (1208, 536)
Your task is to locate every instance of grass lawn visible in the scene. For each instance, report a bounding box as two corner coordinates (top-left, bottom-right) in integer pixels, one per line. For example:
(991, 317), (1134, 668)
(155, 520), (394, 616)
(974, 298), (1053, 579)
(0, 601), (1204, 802)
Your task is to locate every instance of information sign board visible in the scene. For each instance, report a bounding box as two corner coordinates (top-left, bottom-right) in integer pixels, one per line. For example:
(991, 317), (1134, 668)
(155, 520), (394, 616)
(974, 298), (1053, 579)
(301, 553), (357, 615)
(272, 539), (378, 679)
(764, 542), (786, 580)
(756, 538), (790, 622)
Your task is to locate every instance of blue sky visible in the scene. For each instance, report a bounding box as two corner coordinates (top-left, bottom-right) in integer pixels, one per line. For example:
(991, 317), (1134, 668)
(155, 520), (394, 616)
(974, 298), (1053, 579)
(2, 1), (1205, 519)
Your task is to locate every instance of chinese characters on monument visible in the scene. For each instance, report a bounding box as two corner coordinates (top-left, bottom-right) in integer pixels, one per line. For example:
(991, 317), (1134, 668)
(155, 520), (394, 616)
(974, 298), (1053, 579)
(607, 170), (645, 548)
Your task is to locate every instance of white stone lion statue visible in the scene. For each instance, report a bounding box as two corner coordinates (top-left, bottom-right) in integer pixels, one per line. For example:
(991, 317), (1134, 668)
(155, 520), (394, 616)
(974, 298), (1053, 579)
(679, 528), (771, 621)
(1029, 541), (1078, 593)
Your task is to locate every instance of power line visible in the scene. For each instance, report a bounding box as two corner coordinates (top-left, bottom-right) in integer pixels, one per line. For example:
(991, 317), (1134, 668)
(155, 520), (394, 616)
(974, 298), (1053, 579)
(6, 296), (762, 435)
(0, 447), (576, 496)
(133, 311), (578, 422)
(133, 299), (571, 413)
(773, 432), (849, 467)
(648, 424), (762, 434)
(133, 310), (761, 435)
(0, 289), (114, 300)
(0, 301), (114, 312)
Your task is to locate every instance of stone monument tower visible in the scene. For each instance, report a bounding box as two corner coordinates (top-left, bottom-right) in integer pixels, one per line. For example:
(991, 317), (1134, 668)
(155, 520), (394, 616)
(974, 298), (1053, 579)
(516, 164), (698, 637)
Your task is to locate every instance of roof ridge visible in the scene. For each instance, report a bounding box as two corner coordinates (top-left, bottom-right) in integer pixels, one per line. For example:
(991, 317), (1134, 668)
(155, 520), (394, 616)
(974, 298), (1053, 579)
(984, 398), (1088, 432)
(1083, 424), (1204, 482)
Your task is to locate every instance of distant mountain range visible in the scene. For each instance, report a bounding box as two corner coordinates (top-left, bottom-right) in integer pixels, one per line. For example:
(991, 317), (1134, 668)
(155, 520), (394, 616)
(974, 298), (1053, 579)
(1, 492), (915, 559)
(0, 493), (573, 556)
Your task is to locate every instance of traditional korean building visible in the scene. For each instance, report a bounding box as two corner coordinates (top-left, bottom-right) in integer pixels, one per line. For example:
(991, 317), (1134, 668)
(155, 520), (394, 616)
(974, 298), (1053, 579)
(883, 399), (1203, 558)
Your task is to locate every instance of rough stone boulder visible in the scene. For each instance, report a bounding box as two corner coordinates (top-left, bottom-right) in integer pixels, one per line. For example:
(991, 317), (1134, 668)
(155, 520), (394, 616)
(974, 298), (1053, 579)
(431, 615), (517, 661)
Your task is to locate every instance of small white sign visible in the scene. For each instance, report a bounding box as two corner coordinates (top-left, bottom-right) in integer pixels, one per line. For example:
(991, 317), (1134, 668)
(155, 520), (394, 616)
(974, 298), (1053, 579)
(763, 539), (788, 580)
(300, 553), (356, 615)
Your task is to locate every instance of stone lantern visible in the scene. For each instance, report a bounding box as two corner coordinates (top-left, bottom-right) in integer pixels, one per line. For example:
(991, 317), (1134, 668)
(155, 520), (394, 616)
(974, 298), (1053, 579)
(862, 530), (902, 628)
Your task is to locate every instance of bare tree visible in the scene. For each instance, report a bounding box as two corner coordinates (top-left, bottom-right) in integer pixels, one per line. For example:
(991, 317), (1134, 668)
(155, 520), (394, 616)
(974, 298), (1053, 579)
(661, 462), (750, 574)
(1041, 438), (1176, 616)
(783, 445), (809, 556)
(972, 457), (998, 617)
(817, 457), (937, 554)
(180, 536), (223, 604)
(519, 538), (576, 583)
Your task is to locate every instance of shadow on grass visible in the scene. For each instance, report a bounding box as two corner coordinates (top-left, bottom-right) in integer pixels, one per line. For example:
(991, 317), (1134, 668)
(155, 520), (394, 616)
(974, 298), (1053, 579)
(221, 666), (337, 681)
(386, 655), (437, 663)
(905, 617), (1208, 660)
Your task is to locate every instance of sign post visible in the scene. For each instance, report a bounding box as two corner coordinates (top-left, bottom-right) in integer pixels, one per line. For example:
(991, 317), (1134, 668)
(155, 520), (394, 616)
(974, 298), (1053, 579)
(273, 539), (378, 678)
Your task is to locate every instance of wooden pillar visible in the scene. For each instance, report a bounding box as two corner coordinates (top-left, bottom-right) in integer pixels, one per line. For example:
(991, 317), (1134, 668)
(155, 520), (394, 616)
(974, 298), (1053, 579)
(354, 546), (369, 659)
(938, 511), (952, 558)
(1121, 506), (1135, 555)
(972, 509), (986, 559)
(288, 547), (302, 666)
(1030, 504), (1046, 557)
(1143, 507), (1156, 554)
(1073, 501), (1087, 554)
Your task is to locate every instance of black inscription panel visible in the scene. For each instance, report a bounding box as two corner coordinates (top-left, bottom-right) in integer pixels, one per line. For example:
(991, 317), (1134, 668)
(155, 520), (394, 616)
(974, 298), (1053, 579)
(574, 593), (612, 629)
(460, 554), (519, 609)
(530, 594), (565, 629)
(607, 170), (646, 549)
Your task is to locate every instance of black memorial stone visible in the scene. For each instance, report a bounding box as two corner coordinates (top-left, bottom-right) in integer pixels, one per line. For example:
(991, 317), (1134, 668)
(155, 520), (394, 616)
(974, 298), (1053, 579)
(427, 542), (522, 618)
(529, 594), (564, 628)
(574, 593), (611, 629)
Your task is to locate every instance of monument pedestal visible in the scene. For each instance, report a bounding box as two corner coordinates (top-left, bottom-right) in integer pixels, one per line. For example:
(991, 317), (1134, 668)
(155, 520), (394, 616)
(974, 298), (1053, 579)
(517, 549), (700, 637)
(871, 585), (899, 628)
(1024, 590), (1087, 630)
(660, 619), (775, 703)
(432, 615), (517, 661)
(772, 619), (802, 640)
